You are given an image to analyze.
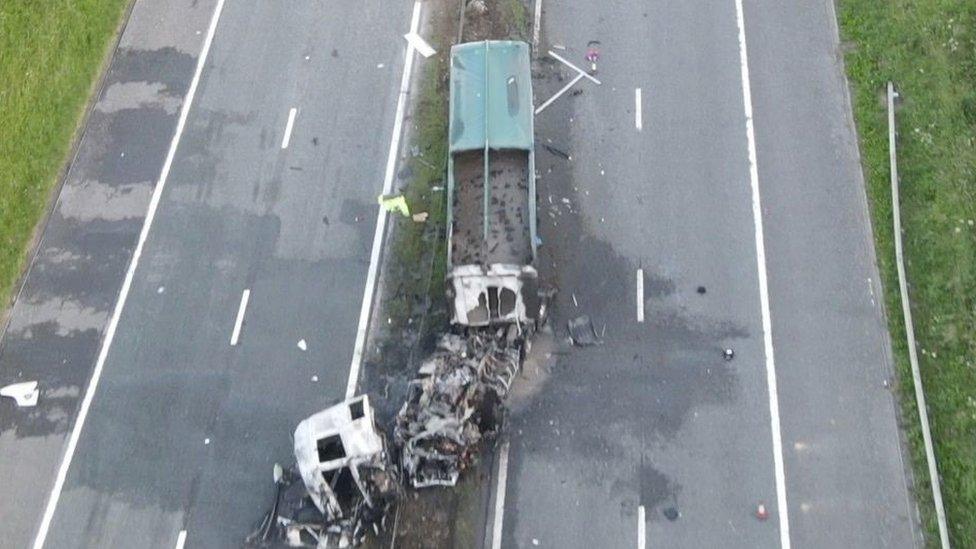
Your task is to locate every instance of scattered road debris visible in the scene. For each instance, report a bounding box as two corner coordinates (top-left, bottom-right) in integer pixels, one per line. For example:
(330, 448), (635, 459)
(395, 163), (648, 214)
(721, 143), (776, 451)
(567, 314), (601, 346)
(0, 380), (39, 407)
(378, 194), (411, 217)
(697, 285), (707, 294)
(535, 72), (585, 115)
(585, 40), (601, 72)
(755, 502), (769, 520)
(546, 50), (601, 85)
(411, 212), (429, 223)
(723, 348), (735, 361)
(298, 339), (308, 351)
(535, 49), (602, 115)
(663, 506), (680, 521)
(543, 144), (571, 160)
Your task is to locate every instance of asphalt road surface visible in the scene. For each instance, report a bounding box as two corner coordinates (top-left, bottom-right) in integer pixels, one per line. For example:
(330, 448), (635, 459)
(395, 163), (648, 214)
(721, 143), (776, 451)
(492, 0), (918, 548)
(0, 0), (921, 548)
(0, 0), (421, 547)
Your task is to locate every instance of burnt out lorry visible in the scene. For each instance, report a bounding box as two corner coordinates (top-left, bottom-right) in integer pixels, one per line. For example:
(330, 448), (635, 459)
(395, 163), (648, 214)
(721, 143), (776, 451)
(248, 41), (540, 547)
(445, 40), (539, 327)
(393, 40), (541, 489)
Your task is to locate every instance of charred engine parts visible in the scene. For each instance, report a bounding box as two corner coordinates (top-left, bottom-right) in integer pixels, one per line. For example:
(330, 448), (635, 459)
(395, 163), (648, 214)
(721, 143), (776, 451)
(395, 327), (524, 488)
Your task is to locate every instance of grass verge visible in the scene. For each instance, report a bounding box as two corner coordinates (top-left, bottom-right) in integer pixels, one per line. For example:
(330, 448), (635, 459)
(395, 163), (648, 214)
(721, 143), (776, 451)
(504, 0), (530, 38)
(0, 0), (131, 313)
(837, 1), (976, 545)
(379, 6), (452, 347)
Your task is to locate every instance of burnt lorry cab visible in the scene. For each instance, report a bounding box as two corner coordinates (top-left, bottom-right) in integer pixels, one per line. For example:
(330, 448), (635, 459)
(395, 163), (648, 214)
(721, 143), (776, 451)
(447, 41), (538, 327)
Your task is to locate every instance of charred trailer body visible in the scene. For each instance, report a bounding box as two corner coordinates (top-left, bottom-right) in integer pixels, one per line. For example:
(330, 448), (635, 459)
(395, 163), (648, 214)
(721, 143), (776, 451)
(446, 40), (538, 327)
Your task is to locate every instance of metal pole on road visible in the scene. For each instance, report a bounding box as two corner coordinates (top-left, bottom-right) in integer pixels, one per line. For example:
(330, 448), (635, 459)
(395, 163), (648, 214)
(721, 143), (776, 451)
(887, 81), (951, 549)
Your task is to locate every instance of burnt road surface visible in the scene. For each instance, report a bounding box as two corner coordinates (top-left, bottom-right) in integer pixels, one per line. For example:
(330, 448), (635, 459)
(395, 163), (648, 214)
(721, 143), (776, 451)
(490, 0), (918, 548)
(0, 0), (424, 547)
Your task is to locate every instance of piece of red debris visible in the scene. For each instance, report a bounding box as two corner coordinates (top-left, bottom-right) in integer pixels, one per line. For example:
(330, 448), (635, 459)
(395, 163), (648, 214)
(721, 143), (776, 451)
(755, 502), (769, 520)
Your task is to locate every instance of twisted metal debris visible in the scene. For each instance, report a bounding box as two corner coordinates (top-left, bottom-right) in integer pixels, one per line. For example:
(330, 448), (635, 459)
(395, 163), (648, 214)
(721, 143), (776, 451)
(395, 326), (525, 488)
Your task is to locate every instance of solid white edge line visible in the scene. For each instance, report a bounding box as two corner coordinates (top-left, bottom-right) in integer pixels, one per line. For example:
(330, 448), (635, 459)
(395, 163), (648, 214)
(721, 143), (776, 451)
(532, 0), (543, 52)
(887, 82), (951, 549)
(31, 0), (228, 547)
(230, 289), (251, 346)
(636, 268), (644, 323)
(733, 1), (791, 548)
(635, 88), (643, 131)
(637, 505), (646, 549)
(281, 107), (297, 149)
(345, 0), (421, 399)
(491, 442), (511, 549)
(175, 530), (188, 549)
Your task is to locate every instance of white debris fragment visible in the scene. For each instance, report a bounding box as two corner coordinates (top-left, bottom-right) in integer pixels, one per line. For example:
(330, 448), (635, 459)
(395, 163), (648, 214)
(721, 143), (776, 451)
(0, 380), (39, 407)
(204, 438), (211, 445)
(157, 286), (165, 294)
(297, 339), (307, 351)
(311, 375), (319, 382)
(404, 32), (436, 58)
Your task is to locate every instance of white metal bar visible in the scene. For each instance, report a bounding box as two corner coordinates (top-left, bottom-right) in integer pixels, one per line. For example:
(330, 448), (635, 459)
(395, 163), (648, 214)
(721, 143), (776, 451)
(888, 81), (951, 549)
(547, 50), (601, 85)
(534, 72), (584, 115)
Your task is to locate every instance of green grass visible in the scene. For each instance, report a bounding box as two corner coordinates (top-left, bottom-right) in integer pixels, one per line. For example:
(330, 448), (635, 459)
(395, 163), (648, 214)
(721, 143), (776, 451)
(0, 0), (130, 311)
(504, 0), (530, 39)
(382, 37), (450, 333)
(838, 1), (976, 545)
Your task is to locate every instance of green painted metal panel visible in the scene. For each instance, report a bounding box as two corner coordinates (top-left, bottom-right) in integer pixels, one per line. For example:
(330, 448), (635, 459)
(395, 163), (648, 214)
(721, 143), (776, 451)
(449, 41), (533, 152)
